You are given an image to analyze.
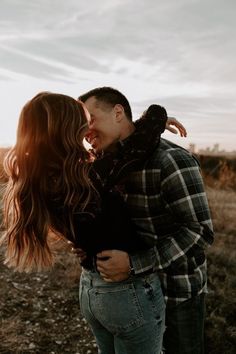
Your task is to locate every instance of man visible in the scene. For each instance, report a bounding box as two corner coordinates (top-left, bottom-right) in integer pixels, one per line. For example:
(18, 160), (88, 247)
(79, 87), (214, 354)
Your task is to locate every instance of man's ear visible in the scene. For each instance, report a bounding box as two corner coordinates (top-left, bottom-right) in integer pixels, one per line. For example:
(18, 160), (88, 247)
(113, 104), (125, 122)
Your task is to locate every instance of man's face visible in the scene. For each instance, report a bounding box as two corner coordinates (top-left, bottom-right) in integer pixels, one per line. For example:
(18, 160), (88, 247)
(84, 96), (121, 152)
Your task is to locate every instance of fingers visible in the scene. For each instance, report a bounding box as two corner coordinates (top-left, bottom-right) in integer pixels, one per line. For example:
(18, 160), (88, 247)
(96, 251), (112, 268)
(167, 126), (178, 134)
(99, 272), (112, 282)
(96, 259), (109, 273)
(71, 247), (86, 257)
(174, 121), (187, 137)
(172, 118), (187, 137)
(166, 117), (187, 137)
(99, 272), (130, 282)
(66, 241), (87, 262)
(97, 250), (113, 258)
(96, 250), (130, 282)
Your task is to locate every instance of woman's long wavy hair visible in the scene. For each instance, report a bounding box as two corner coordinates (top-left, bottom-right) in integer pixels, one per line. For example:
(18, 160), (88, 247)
(1, 92), (94, 272)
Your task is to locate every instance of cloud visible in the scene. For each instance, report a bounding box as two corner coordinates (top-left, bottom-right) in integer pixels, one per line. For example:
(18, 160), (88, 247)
(0, 0), (235, 89)
(0, 0), (235, 150)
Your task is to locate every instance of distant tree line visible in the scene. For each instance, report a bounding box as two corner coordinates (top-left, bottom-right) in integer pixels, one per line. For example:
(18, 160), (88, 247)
(197, 154), (236, 190)
(197, 154), (236, 177)
(0, 148), (236, 186)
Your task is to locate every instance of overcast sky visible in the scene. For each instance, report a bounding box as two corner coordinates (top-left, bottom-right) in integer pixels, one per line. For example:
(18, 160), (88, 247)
(0, 0), (235, 151)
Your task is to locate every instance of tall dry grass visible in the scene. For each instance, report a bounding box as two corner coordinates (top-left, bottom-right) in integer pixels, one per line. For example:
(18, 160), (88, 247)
(203, 164), (236, 353)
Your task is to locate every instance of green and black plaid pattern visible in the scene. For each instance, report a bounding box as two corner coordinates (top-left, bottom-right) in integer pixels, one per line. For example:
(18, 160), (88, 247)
(124, 138), (214, 305)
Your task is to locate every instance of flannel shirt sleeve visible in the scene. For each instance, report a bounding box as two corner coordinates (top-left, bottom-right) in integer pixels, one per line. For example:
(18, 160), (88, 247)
(153, 148), (214, 270)
(130, 148), (214, 274)
(129, 248), (158, 275)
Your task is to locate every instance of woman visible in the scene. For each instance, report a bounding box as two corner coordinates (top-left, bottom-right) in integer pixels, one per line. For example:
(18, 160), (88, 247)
(0, 92), (181, 353)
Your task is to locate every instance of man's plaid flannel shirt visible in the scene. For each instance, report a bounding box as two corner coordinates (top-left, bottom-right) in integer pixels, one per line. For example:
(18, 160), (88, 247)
(124, 138), (214, 305)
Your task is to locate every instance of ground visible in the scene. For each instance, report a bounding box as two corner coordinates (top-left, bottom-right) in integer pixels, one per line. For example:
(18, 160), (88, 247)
(0, 251), (97, 354)
(0, 188), (236, 354)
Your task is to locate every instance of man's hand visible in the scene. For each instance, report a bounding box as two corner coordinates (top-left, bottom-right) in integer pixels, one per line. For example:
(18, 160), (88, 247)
(96, 250), (130, 282)
(166, 117), (187, 137)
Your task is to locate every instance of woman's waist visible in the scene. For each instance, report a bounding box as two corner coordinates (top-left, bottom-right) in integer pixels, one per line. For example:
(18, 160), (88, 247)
(76, 236), (151, 259)
(80, 267), (159, 288)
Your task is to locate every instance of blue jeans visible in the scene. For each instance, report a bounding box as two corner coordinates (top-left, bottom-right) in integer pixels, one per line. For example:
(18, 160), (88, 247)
(163, 293), (206, 354)
(79, 269), (165, 354)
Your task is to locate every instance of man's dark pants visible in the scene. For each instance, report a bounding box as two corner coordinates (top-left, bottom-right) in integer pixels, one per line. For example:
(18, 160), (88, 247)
(163, 293), (206, 354)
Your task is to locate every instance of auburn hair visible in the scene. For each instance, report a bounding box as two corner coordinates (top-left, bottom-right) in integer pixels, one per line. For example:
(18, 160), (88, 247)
(1, 92), (95, 272)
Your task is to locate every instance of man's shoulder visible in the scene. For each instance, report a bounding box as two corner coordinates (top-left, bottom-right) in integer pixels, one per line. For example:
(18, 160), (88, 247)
(151, 139), (199, 167)
(153, 138), (190, 157)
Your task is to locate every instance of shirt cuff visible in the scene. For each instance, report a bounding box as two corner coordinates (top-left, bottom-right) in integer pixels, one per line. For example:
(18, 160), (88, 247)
(129, 248), (158, 275)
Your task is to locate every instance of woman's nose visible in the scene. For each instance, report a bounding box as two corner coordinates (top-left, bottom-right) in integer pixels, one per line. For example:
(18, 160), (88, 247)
(84, 130), (95, 144)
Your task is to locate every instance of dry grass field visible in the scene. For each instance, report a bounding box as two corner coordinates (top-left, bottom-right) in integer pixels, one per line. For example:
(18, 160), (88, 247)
(204, 187), (236, 353)
(0, 152), (235, 353)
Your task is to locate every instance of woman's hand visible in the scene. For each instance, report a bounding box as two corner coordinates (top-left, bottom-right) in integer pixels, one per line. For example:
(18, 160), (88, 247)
(68, 241), (87, 263)
(166, 117), (187, 137)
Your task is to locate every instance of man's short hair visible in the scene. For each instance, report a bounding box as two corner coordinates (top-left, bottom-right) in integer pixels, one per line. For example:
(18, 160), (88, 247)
(79, 87), (133, 121)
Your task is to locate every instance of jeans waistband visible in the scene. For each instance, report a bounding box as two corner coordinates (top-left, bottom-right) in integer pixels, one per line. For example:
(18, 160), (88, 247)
(81, 267), (158, 288)
(82, 265), (156, 277)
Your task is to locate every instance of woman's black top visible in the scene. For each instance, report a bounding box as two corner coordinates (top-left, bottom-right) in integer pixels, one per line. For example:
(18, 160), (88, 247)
(54, 105), (168, 264)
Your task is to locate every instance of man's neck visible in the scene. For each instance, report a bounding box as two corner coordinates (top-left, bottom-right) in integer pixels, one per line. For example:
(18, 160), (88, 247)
(106, 122), (135, 153)
(120, 122), (135, 141)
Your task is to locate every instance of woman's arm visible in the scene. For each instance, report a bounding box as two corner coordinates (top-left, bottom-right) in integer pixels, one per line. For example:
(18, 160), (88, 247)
(166, 117), (187, 137)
